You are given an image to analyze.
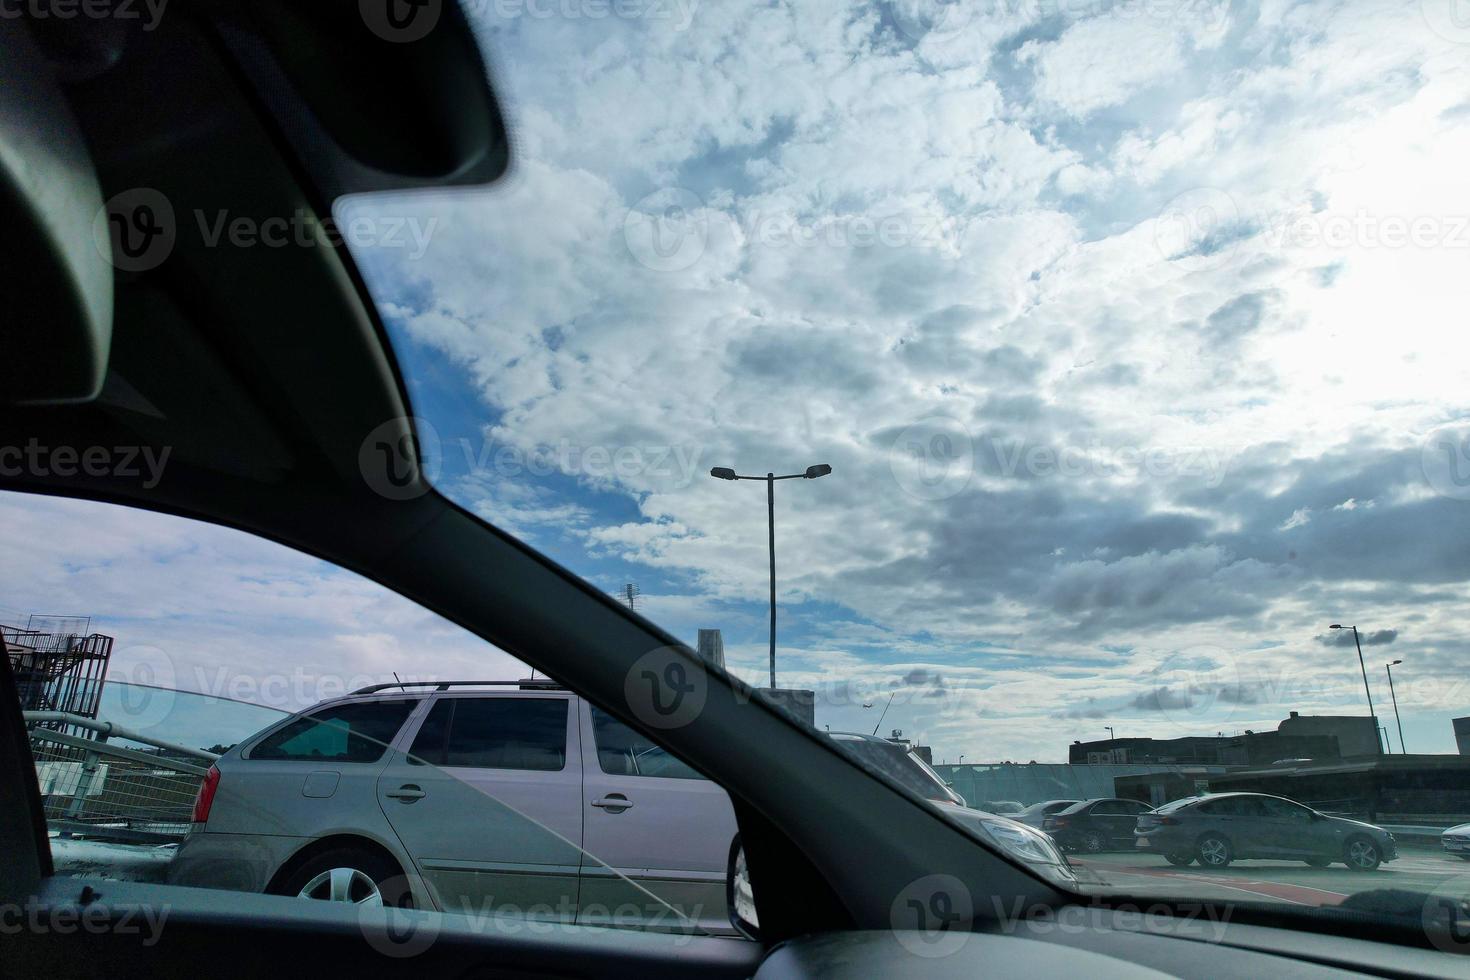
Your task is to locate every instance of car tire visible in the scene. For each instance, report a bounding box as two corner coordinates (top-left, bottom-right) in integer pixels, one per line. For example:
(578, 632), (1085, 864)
(1164, 852), (1193, 866)
(1304, 857), (1332, 868)
(1196, 834), (1233, 869)
(1080, 831), (1105, 853)
(274, 847), (412, 907)
(1344, 836), (1382, 872)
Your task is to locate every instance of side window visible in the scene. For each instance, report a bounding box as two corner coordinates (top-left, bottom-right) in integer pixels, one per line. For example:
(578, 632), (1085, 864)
(408, 697), (453, 766)
(1122, 800), (1150, 814)
(590, 706), (704, 780)
(1205, 796), (1262, 817)
(1259, 797), (1308, 819)
(443, 697), (568, 771)
(251, 699), (417, 763)
(1093, 800), (1122, 814)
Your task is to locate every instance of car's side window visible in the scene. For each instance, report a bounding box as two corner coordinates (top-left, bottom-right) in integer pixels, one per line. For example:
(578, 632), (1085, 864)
(443, 697), (568, 771)
(407, 697), (453, 766)
(589, 705), (703, 780)
(1259, 797), (1309, 820)
(250, 699), (417, 762)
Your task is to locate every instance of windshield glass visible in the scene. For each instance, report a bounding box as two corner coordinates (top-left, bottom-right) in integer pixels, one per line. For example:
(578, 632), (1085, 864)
(17, 0), (1463, 943)
(339, 0), (1470, 926)
(830, 735), (958, 803)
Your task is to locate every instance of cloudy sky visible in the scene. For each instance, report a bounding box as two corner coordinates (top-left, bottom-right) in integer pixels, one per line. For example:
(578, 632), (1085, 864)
(7, 0), (1470, 760)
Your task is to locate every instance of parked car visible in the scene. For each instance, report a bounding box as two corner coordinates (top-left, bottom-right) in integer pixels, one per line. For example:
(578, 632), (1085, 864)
(1134, 793), (1398, 871)
(1013, 800), (1081, 829)
(169, 681), (737, 933)
(171, 682), (1076, 931)
(1042, 798), (1154, 852)
(1441, 822), (1470, 861)
(977, 800), (1025, 815)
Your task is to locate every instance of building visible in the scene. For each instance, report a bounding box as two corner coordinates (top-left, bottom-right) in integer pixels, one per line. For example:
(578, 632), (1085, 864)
(1205, 755), (1470, 824)
(1069, 710), (1385, 767)
(1455, 716), (1470, 756)
(1277, 710), (1380, 757)
(1068, 730), (1339, 767)
(695, 629), (725, 670)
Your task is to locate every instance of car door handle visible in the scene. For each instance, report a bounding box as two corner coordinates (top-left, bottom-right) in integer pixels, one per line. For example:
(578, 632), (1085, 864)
(386, 785), (426, 802)
(591, 794), (633, 812)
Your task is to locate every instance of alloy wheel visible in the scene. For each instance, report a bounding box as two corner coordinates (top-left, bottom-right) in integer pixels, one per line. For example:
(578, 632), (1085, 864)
(297, 867), (384, 905)
(1198, 837), (1231, 867)
(1346, 839), (1380, 871)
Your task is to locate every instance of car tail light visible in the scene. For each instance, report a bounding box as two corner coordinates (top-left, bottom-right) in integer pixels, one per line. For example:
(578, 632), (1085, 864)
(1051, 817), (1070, 828)
(192, 764), (220, 824)
(1156, 816), (1178, 826)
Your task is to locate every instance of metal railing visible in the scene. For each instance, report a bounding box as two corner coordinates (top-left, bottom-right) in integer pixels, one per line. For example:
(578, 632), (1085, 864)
(25, 711), (219, 842)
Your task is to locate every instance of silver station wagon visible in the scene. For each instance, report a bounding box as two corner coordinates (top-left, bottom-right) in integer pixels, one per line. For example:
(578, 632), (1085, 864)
(168, 681), (738, 934)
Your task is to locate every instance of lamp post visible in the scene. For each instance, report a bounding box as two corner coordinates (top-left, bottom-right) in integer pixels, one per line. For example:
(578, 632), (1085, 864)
(1385, 659), (1405, 754)
(710, 463), (832, 689)
(1329, 625), (1383, 755)
(1104, 726), (1115, 741)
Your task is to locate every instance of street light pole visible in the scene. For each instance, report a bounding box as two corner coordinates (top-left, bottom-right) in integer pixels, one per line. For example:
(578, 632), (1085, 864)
(1385, 659), (1406, 754)
(1330, 624), (1382, 755)
(767, 473), (776, 690)
(710, 463), (832, 689)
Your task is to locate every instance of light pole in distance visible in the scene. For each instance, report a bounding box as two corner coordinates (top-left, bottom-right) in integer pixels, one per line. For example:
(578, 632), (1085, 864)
(710, 463), (832, 689)
(1385, 659), (1406, 753)
(1329, 624), (1383, 755)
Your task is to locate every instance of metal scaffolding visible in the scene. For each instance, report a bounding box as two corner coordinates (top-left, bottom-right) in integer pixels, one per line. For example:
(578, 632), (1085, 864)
(4, 615), (114, 728)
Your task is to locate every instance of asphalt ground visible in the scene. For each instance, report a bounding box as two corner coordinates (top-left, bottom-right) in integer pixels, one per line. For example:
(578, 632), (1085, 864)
(1072, 843), (1470, 907)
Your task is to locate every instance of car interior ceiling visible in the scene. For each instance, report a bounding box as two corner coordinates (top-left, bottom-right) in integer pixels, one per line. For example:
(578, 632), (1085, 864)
(2, 7), (1468, 979)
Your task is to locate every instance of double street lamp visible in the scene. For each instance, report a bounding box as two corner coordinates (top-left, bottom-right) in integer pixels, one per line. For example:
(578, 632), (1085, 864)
(1329, 624), (1384, 755)
(710, 463), (832, 689)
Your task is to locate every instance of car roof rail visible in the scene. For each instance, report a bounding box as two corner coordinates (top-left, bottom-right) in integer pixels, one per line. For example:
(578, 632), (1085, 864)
(349, 679), (566, 694)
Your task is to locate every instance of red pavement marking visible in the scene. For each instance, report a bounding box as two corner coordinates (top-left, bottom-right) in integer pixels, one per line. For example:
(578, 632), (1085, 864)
(1073, 859), (1350, 907)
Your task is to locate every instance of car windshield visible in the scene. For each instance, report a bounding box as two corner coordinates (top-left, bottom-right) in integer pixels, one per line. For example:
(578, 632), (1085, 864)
(10, 0), (1470, 948)
(347, 0), (1470, 922)
(829, 735), (957, 803)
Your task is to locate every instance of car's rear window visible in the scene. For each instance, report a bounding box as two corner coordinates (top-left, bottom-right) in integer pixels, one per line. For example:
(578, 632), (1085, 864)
(250, 699), (417, 763)
(1153, 797), (1200, 814)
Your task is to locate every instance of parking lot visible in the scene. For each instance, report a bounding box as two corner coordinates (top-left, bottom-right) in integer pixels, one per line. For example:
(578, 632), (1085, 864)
(1072, 844), (1470, 907)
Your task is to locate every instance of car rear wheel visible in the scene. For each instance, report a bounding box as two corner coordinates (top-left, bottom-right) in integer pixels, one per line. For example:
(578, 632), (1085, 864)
(1080, 831), (1105, 853)
(1344, 837), (1382, 871)
(1196, 835), (1233, 869)
(274, 848), (411, 907)
(1164, 852), (1193, 866)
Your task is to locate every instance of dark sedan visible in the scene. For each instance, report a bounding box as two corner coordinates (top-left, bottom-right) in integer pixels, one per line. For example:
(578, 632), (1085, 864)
(1042, 798), (1154, 853)
(1134, 793), (1397, 870)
